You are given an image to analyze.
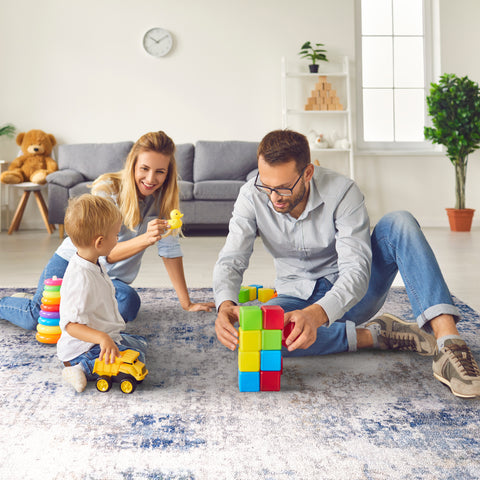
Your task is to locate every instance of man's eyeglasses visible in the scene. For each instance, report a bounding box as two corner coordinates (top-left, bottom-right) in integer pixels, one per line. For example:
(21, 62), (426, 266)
(254, 165), (307, 197)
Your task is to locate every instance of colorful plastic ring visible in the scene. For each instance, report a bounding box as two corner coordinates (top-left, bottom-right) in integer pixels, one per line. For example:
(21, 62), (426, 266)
(41, 296), (60, 306)
(40, 304), (60, 312)
(42, 290), (61, 299)
(36, 324), (61, 335)
(36, 332), (61, 344)
(43, 285), (61, 292)
(38, 317), (60, 326)
(44, 277), (63, 286)
(39, 309), (60, 319)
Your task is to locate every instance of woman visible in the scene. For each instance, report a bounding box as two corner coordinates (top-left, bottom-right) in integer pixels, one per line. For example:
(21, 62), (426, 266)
(0, 131), (214, 330)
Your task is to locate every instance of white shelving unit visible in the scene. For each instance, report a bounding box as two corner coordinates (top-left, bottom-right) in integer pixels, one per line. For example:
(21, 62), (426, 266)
(281, 56), (354, 179)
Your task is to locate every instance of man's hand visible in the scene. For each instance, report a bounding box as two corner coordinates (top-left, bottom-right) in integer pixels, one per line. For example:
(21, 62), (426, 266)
(283, 304), (328, 352)
(215, 301), (240, 351)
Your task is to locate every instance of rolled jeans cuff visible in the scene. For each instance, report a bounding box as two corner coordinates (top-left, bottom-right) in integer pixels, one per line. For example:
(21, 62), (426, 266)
(417, 303), (461, 334)
(345, 320), (358, 352)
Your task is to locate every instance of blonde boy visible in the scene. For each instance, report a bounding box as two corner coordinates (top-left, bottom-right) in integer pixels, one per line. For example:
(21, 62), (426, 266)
(57, 194), (147, 393)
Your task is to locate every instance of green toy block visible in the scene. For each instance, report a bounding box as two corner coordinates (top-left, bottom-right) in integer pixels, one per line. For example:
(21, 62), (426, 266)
(239, 328), (261, 352)
(239, 306), (262, 330)
(238, 287), (250, 303)
(261, 329), (282, 350)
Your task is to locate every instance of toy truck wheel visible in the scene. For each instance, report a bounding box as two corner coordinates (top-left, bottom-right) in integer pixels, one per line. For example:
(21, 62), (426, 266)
(96, 377), (112, 392)
(119, 377), (137, 394)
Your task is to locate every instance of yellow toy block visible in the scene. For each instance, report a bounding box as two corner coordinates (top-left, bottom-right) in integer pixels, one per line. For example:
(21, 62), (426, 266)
(258, 288), (275, 303)
(239, 328), (261, 352)
(238, 351), (260, 372)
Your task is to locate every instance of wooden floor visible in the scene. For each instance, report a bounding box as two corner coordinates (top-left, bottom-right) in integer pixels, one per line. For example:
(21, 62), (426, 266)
(0, 227), (478, 313)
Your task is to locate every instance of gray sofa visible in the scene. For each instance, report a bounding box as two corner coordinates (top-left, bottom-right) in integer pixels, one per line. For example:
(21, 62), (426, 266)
(46, 140), (259, 233)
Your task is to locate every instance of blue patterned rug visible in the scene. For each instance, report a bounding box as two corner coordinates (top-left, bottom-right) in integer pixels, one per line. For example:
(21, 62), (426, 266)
(0, 287), (479, 480)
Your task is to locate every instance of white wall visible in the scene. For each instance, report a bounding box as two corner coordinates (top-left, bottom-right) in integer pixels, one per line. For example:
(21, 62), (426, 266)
(0, 0), (479, 229)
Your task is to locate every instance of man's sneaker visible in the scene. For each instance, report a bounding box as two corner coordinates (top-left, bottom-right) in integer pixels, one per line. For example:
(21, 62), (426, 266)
(432, 338), (480, 398)
(365, 313), (436, 356)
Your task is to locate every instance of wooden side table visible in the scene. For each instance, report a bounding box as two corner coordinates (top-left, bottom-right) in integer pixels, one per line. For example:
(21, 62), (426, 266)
(7, 182), (55, 235)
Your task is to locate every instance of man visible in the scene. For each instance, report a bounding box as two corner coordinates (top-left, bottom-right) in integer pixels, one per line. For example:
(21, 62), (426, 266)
(213, 129), (480, 398)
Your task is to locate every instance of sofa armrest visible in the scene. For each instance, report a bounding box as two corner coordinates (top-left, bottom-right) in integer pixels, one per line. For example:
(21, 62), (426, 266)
(47, 169), (86, 189)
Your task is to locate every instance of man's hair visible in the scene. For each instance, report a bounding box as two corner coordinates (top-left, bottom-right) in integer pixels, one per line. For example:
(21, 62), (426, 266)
(257, 130), (311, 172)
(64, 194), (122, 248)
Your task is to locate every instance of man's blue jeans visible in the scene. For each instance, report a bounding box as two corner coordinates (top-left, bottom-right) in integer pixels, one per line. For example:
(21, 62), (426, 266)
(66, 333), (148, 381)
(0, 254), (141, 330)
(265, 211), (460, 357)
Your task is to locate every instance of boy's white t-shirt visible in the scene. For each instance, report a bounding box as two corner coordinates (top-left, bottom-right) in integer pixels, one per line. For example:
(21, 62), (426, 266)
(57, 253), (126, 362)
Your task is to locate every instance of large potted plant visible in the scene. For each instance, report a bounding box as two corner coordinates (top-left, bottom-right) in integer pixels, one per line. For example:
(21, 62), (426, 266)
(425, 73), (480, 231)
(298, 42), (328, 73)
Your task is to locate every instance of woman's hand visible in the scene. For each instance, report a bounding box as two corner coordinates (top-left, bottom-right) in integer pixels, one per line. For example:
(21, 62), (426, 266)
(183, 301), (216, 312)
(145, 218), (170, 245)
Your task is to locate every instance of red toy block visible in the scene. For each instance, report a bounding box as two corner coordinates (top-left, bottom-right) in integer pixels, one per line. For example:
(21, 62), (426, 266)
(261, 305), (284, 330)
(282, 322), (295, 347)
(260, 371), (281, 391)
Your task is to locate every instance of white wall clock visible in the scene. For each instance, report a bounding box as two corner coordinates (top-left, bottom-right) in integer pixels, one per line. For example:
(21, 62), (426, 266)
(143, 28), (173, 57)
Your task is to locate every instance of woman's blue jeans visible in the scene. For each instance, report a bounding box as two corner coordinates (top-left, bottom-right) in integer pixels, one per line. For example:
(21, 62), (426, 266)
(265, 211), (460, 357)
(0, 254), (141, 330)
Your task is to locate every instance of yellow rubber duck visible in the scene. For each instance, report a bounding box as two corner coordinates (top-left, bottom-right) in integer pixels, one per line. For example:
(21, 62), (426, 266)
(167, 209), (184, 230)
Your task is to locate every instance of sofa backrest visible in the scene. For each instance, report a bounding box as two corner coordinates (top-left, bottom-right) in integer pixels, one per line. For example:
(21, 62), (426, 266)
(175, 143), (195, 182)
(193, 141), (258, 182)
(57, 141), (134, 180)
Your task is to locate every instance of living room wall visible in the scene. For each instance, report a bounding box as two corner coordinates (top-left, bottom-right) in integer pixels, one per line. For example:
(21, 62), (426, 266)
(0, 0), (479, 229)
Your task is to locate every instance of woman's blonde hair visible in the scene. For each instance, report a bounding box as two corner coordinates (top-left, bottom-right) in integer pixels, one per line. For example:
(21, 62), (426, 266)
(91, 131), (179, 230)
(64, 194), (122, 248)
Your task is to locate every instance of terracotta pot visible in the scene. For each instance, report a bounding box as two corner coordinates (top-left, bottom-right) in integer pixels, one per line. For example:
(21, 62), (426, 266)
(445, 208), (475, 232)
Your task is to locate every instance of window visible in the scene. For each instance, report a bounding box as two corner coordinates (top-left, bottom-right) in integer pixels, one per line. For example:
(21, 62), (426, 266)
(356, 0), (437, 151)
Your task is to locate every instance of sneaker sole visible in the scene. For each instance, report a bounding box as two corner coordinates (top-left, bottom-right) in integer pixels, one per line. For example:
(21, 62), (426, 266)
(368, 313), (437, 356)
(433, 372), (477, 399)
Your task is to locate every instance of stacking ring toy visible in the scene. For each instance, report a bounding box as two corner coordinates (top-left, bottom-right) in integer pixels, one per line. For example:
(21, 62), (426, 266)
(42, 290), (61, 300)
(35, 333), (61, 344)
(38, 317), (61, 327)
(40, 304), (59, 312)
(39, 309), (60, 319)
(37, 324), (61, 335)
(41, 296), (61, 306)
(44, 277), (63, 286)
(43, 285), (61, 292)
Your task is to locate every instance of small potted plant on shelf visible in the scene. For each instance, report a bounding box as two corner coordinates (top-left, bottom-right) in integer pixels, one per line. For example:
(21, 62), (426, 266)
(298, 42), (328, 73)
(425, 73), (480, 232)
(0, 124), (15, 139)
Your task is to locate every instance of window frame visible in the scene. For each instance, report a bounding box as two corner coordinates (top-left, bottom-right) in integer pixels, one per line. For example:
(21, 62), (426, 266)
(355, 0), (440, 154)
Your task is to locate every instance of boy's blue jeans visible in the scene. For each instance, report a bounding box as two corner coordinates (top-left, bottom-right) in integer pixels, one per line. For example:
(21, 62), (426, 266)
(265, 211), (460, 357)
(0, 254), (141, 330)
(65, 333), (148, 381)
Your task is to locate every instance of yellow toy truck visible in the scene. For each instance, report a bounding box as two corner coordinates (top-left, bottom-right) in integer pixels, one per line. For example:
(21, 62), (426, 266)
(92, 349), (148, 394)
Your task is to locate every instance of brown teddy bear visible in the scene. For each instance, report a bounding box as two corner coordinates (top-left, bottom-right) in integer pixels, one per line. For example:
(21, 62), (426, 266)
(0, 129), (58, 184)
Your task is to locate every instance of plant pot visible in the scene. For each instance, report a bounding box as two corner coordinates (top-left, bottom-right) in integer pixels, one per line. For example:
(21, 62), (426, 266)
(445, 208), (475, 232)
(309, 64), (319, 73)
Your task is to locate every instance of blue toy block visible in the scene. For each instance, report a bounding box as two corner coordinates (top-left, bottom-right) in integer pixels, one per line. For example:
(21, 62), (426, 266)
(260, 350), (282, 371)
(238, 371), (260, 392)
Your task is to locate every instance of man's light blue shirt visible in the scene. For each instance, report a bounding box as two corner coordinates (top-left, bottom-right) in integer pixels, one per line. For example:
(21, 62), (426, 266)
(55, 190), (182, 284)
(213, 166), (372, 325)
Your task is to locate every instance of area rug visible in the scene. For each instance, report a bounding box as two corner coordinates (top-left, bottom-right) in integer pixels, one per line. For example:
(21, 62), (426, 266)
(0, 287), (479, 480)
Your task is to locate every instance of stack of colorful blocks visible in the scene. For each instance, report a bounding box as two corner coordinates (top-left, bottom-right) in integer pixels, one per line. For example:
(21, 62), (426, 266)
(238, 284), (275, 303)
(36, 276), (62, 344)
(238, 305), (284, 392)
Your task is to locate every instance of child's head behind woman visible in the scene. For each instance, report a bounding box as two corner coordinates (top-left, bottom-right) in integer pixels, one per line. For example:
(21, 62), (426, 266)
(64, 194), (122, 249)
(92, 131), (179, 230)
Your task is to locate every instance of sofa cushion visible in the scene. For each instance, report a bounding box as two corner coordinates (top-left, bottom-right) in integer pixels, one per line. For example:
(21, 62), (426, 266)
(193, 141), (258, 182)
(57, 141), (134, 181)
(194, 180), (245, 200)
(176, 143), (194, 182)
(179, 180), (194, 201)
(69, 181), (91, 198)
